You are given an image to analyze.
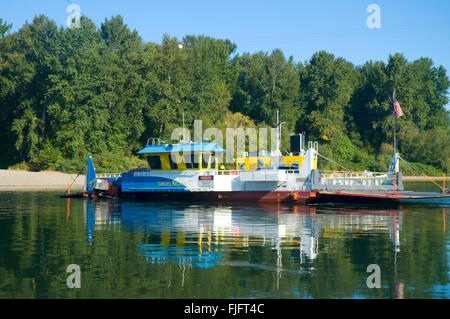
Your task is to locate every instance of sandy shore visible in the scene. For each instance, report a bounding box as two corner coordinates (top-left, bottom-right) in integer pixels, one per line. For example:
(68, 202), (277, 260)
(402, 176), (449, 181)
(0, 169), (86, 191)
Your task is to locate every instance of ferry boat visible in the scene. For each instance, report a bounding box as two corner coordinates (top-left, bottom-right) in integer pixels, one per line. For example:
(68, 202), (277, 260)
(86, 137), (320, 203)
(82, 116), (449, 205)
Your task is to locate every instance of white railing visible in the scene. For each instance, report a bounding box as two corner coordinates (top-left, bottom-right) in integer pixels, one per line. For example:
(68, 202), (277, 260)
(322, 171), (391, 179)
(212, 169), (300, 176)
(321, 171), (393, 189)
(212, 170), (240, 176)
(96, 173), (122, 178)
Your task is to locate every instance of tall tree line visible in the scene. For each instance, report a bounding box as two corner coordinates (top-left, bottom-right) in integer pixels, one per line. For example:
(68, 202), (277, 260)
(0, 15), (448, 173)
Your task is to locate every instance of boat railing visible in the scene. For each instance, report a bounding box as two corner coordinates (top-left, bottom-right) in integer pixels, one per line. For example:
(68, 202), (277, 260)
(212, 169), (300, 176)
(96, 173), (123, 178)
(322, 170), (391, 178)
(212, 170), (240, 176)
(321, 171), (394, 187)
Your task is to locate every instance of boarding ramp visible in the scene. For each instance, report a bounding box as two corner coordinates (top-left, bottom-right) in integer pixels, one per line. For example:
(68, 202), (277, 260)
(311, 169), (403, 192)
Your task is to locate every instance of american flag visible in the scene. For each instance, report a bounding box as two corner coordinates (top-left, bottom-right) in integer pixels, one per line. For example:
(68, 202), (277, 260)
(393, 97), (403, 119)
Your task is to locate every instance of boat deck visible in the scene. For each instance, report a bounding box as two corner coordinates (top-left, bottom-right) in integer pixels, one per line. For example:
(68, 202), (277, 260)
(316, 190), (450, 205)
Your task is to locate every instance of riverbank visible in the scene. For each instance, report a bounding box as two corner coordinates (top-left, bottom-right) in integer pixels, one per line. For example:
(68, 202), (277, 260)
(402, 176), (448, 181)
(0, 169), (85, 191)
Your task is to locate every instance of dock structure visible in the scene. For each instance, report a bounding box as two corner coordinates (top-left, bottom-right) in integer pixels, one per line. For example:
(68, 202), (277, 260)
(314, 190), (450, 205)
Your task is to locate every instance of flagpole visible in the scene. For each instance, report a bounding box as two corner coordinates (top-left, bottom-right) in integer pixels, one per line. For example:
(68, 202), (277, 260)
(393, 90), (396, 155)
(393, 113), (396, 154)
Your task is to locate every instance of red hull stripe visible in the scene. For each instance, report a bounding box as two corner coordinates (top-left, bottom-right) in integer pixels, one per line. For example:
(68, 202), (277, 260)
(122, 191), (317, 203)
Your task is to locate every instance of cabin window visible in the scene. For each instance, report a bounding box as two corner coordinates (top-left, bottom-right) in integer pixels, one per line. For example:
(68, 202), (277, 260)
(184, 153), (199, 169)
(201, 153), (210, 169)
(210, 152), (216, 170)
(146, 155), (162, 170)
(168, 154), (178, 169)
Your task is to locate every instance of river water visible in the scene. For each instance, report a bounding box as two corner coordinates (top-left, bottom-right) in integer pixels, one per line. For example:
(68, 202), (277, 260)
(0, 181), (448, 299)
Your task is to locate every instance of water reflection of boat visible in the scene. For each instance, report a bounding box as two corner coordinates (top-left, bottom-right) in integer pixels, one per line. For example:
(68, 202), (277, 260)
(83, 200), (404, 268)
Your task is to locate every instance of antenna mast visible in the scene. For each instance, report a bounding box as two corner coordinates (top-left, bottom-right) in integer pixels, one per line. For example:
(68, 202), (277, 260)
(275, 109), (284, 156)
(182, 113), (185, 144)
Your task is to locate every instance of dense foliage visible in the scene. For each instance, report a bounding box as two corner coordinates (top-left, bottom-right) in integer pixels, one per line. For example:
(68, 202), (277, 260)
(0, 15), (448, 174)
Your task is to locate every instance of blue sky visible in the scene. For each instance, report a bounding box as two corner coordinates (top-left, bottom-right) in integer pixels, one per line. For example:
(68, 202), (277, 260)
(2, 0), (450, 106)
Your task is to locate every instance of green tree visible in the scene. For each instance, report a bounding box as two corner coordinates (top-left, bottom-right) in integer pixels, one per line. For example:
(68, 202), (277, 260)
(140, 35), (192, 141)
(0, 14), (448, 173)
(349, 53), (449, 171)
(296, 51), (357, 163)
(183, 35), (235, 128)
(230, 49), (300, 138)
(2, 15), (58, 164)
(0, 18), (12, 37)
